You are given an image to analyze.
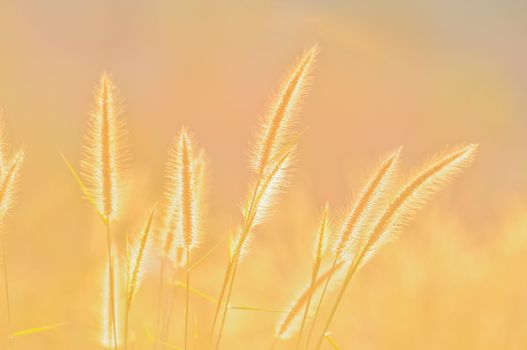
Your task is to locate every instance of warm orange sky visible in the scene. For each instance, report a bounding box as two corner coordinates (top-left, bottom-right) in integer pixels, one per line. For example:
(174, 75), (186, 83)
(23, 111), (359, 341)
(0, 0), (524, 272)
(1, 2), (525, 210)
(0, 2), (526, 348)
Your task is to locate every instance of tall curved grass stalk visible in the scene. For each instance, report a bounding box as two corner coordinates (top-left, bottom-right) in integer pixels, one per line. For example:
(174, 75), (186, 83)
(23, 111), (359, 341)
(101, 254), (122, 349)
(157, 128), (205, 349)
(313, 144), (478, 350)
(0, 142), (25, 348)
(193, 312), (199, 350)
(211, 44), (317, 350)
(82, 73), (128, 350)
(294, 204), (329, 350)
(275, 259), (348, 342)
(0, 229), (11, 348)
(214, 143), (295, 350)
(304, 148), (400, 349)
(124, 208), (155, 350)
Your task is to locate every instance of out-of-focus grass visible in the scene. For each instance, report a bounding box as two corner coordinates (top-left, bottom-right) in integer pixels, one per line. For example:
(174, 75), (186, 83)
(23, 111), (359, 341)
(0, 1), (526, 349)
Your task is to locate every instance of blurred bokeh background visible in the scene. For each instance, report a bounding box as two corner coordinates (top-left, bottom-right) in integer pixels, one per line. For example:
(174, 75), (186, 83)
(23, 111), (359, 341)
(0, 0), (526, 349)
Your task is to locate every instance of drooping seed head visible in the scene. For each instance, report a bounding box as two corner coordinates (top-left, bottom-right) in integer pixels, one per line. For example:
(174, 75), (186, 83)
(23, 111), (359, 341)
(251, 45), (318, 176)
(359, 144), (478, 267)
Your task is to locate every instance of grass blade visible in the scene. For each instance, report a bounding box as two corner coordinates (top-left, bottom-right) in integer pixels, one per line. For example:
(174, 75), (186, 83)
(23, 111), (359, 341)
(59, 150), (107, 225)
(10, 323), (64, 338)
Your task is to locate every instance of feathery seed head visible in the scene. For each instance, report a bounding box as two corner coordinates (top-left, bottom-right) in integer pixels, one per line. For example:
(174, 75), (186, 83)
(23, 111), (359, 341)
(313, 203), (330, 265)
(0, 113), (8, 175)
(126, 208), (155, 312)
(359, 144), (478, 267)
(333, 147), (401, 257)
(161, 128), (204, 262)
(0, 149), (25, 220)
(81, 73), (128, 222)
(232, 143), (296, 261)
(231, 46), (317, 265)
(251, 45), (318, 176)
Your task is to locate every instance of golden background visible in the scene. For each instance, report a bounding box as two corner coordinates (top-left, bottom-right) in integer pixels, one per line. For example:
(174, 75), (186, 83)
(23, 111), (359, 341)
(0, 1), (526, 349)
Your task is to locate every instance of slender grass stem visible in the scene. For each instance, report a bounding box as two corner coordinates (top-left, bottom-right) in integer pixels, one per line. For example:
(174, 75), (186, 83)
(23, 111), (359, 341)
(1, 238), (12, 348)
(208, 254), (233, 347)
(184, 246), (190, 349)
(295, 262), (321, 350)
(304, 256), (339, 350)
(211, 175), (262, 349)
(269, 337), (279, 350)
(211, 143), (294, 349)
(124, 248), (130, 350)
(213, 257), (240, 350)
(193, 312), (198, 350)
(162, 273), (177, 349)
(154, 257), (167, 350)
(313, 257), (360, 350)
(124, 306), (129, 350)
(106, 221), (118, 350)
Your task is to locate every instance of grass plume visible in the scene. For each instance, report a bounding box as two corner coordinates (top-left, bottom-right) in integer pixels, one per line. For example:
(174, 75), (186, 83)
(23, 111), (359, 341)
(251, 45), (317, 176)
(230, 143), (296, 261)
(44, 52), (484, 350)
(81, 73), (129, 350)
(312, 204), (330, 268)
(214, 144), (297, 348)
(81, 72), (127, 222)
(358, 144), (478, 266)
(124, 208), (155, 349)
(313, 144), (478, 350)
(0, 114), (8, 174)
(332, 148), (401, 258)
(157, 128), (205, 349)
(0, 119), (25, 348)
(304, 148), (400, 349)
(0, 150), (25, 219)
(212, 45), (318, 349)
(161, 128), (204, 261)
